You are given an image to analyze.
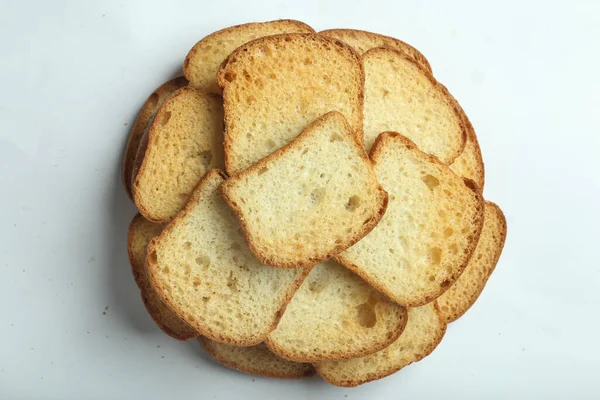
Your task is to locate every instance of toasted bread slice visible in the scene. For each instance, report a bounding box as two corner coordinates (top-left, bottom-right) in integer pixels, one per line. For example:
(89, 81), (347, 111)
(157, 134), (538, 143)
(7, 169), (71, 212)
(362, 47), (466, 161)
(122, 77), (188, 200)
(127, 214), (197, 340)
(217, 33), (364, 174)
(220, 112), (388, 269)
(184, 20), (314, 94)
(200, 338), (315, 379)
(132, 86), (225, 222)
(147, 170), (310, 346)
(437, 202), (506, 322)
(266, 260), (407, 362)
(320, 29), (431, 73)
(337, 132), (484, 307)
(449, 112), (485, 189)
(316, 302), (446, 387)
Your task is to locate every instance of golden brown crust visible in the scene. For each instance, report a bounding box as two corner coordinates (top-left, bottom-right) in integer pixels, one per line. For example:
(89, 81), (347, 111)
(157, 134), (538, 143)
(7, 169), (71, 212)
(184, 20), (315, 94)
(131, 86), (223, 223)
(319, 28), (432, 73)
(122, 77), (188, 200)
(264, 306), (408, 363)
(440, 201), (506, 323)
(219, 111), (388, 269)
(127, 214), (198, 341)
(199, 338), (316, 379)
(336, 132), (484, 307)
(315, 302), (447, 387)
(217, 33), (365, 174)
(145, 169), (312, 346)
(363, 47), (467, 164)
(450, 109), (485, 190)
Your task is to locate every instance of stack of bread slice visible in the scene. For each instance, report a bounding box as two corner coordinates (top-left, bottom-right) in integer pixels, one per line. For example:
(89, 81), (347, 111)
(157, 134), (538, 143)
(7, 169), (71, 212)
(122, 20), (506, 387)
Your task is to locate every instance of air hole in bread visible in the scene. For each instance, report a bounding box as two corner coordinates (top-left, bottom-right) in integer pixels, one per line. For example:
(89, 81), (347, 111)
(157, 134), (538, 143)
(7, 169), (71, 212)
(381, 88), (390, 97)
(178, 192), (189, 200)
(195, 255), (210, 268)
(389, 248), (395, 254)
(356, 301), (377, 328)
(304, 58), (312, 65)
(329, 133), (343, 142)
(346, 195), (361, 212)
(224, 72), (235, 82)
(311, 188), (327, 204)
(422, 174), (440, 190)
(268, 72), (277, 79)
(301, 147), (309, 156)
(202, 296), (210, 302)
(428, 247), (442, 265)
(192, 279), (201, 287)
(159, 111), (171, 126)
(184, 263), (191, 275)
(148, 93), (159, 108)
(266, 139), (277, 150)
(183, 241), (192, 250)
(444, 227), (454, 237)
(362, 217), (373, 225)
(227, 272), (238, 292)
(429, 275), (436, 282)
(308, 280), (326, 294)
(258, 166), (269, 175)
(148, 249), (158, 265)
(199, 151), (213, 168)
(243, 70), (251, 82)
(230, 243), (241, 251)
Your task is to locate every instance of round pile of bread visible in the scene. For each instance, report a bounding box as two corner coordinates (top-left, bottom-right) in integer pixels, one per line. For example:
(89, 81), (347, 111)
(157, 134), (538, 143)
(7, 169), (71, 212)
(123, 20), (507, 387)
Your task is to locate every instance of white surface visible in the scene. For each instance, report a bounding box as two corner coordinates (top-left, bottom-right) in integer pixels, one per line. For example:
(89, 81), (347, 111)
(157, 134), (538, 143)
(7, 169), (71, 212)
(1, 0), (599, 398)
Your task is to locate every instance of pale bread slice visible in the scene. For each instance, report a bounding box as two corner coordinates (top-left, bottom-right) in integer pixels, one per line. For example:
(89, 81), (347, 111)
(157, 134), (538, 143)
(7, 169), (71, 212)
(127, 214), (197, 341)
(316, 301), (447, 387)
(216, 33), (364, 174)
(220, 112), (388, 269)
(437, 201), (507, 322)
(337, 132), (484, 307)
(122, 76), (188, 200)
(450, 112), (485, 189)
(132, 86), (225, 222)
(200, 338), (315, 379)
(266, 260), (407, 362)
(184, 20), (314, 94)
(147, 170), (310, 346)
(320, 29), (431, 73)
(362, 47), (466, 161)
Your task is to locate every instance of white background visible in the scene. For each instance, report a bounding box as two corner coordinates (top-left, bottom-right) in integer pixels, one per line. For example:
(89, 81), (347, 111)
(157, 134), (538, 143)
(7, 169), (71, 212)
(1, 0), (599, 398)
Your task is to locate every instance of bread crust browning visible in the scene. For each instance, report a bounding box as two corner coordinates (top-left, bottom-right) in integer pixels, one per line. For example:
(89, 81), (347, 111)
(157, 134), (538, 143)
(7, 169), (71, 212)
(315, 301), (447, 387)
(336, 132), (484, 307)
(219, 112), (388, 269)
(127, 214), (198, 341)
(264, 306), (408, 363)
(217, 33), (365, 174)
(199, 338), (316, 379)
(184, 20), (315, 94)
(131, 86), (224, 223)
(362, 47), (468, 164)
(438, 201), (507, 323)
(146, 169), (313, 346)
(319, 28), (432, 73)
(122, 77), (188, 200)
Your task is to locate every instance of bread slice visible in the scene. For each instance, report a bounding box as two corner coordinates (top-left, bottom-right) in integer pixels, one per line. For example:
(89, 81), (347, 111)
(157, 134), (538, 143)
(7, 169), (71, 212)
(449, 112), (485, 189)
(132, 86), (225, 222)
(122, 76), (188, 200)
(147, 170), (310, 346)
(319, 29), (431, 73)
(362, 47), (466, 162)
(184, 20), (314, 94)
(216, 33), (364, 174)
(437, 201), (506, 323)
(127, 214), (197, 340)
(337, 132), (484, 307)
(265, 260), (407, 362)
(316, 301), (447, 387)
(200, 338), (315, 379)
(220, 112), (388, 269)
